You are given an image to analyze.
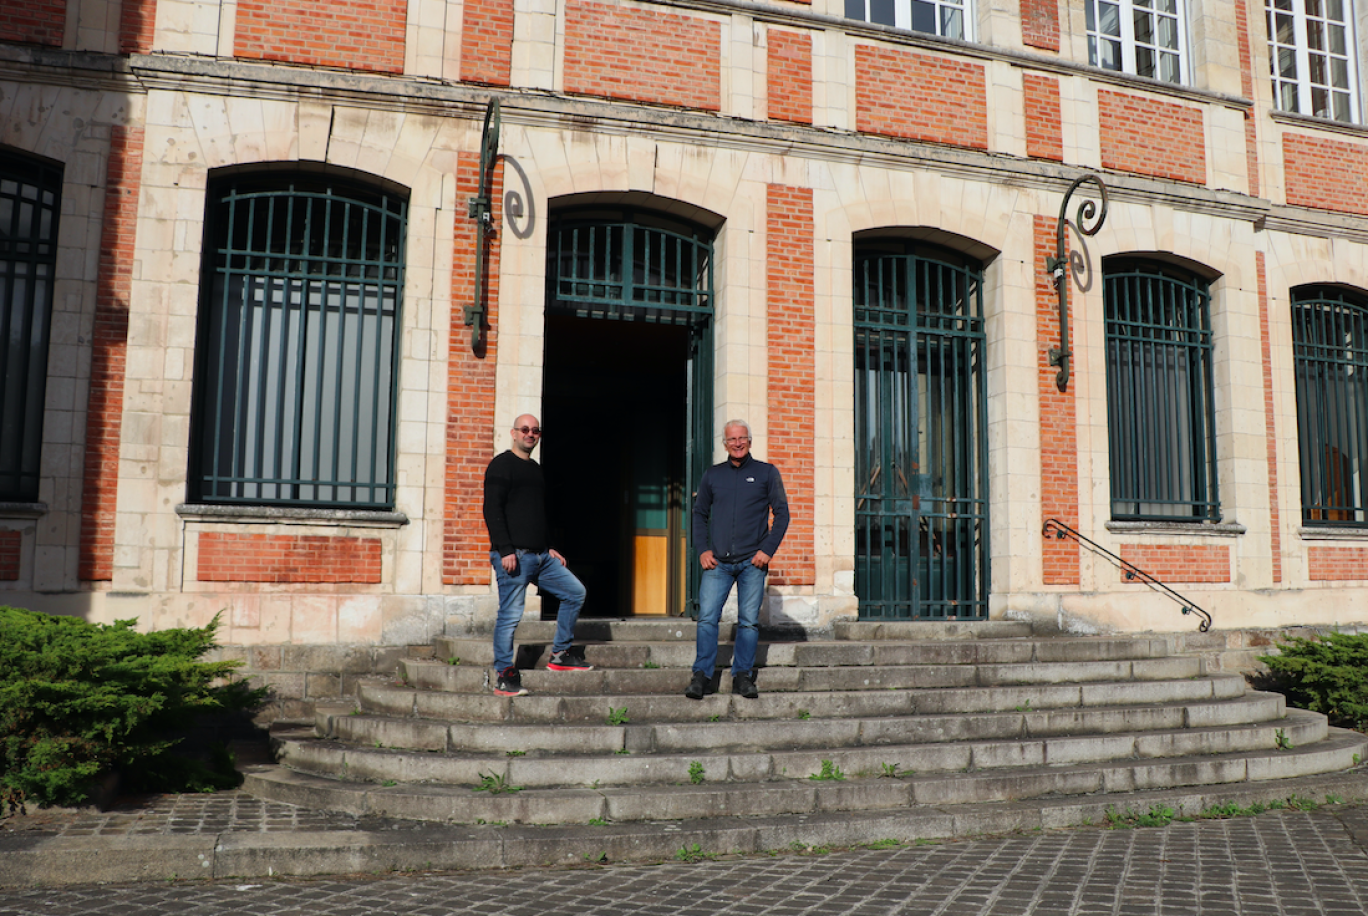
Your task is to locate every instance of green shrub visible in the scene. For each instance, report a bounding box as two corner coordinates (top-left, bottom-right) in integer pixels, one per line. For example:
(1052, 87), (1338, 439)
(0, 607), (265, 813)
(1259, 632), (1368, 730)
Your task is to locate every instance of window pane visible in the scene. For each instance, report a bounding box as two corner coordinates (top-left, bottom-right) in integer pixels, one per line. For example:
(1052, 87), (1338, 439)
(1136, 45), (1156, 77)
(1276, 11), (1296, 42)
(1329, 23), (1346, 55)
(1280, 46), (1299, 78)
(1134, 8), (1154, 44)
(1159, 51), (1181, 82)
(942, 6), (964, 37)
(910, 0), (937, 33)
(1099, 1), (1122, 36)
(870, 0), (896, 24)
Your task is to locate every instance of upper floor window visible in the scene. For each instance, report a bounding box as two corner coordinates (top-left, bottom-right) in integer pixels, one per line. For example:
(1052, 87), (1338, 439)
(1104, 259), (1218, 521)
(0, 150), (61, 503)
(1087, 0), (1187, 84)
(1293, 286), (1368, 525)
(845, 0), (969, 40)
(189, 171), (407, 508)
(1267, 0), (1360, 123)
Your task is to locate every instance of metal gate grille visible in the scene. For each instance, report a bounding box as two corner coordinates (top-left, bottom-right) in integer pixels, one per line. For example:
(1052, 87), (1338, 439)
(1294, 286), (1368, 526)
(1104, 262), (1217, 520)
(192, 176), (406, 507)
(0, 151), (61, 502)
(854, 245), (988, 620)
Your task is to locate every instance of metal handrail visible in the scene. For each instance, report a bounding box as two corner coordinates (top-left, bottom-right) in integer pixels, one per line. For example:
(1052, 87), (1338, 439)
(1042, 518), (1213, 632)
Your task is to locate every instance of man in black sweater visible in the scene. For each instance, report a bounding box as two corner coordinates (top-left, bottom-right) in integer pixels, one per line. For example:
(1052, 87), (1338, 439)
(685, 419), (790, 700)
(483, 413), (591, 697)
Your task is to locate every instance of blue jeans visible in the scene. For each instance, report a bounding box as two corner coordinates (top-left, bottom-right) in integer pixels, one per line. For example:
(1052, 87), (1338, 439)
(693, 556), (766, 678)
(490, 550), (586, 672)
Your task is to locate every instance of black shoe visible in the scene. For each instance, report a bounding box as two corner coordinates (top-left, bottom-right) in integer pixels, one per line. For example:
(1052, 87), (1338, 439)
(684, 670), (709, 700)
(494, 666), (529, 697)
(547, 648), (594, 671)
(732, 672), (758, 699)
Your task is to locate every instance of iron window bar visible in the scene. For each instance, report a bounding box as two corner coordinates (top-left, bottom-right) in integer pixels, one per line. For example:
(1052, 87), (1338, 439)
(1042, 517), (1212, 632)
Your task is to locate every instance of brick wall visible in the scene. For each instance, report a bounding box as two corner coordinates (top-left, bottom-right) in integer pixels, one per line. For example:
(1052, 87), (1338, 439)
(1037, 216), (1079, 585)
(855, 46), (987, 150)
(0, 531), (20, 581)
(461, 0), (514, 86)
(0, 0), (64, 47)
(1020, 0), (1059, 51)
(1119, 544), (1231, 583)
(121, 0), (157, 54)
(1308, 547), (1368, 580)
(235, 0), (406, 73)
(1256, 252), (1281, 582)
(1235, 0), (1260, 198)
(443, 152), (505, 585)
(80, 126), (143, 582)
(1098, 90), (1206, 185)
(1284, 133), (1368, 215)
(766, 185), (816, 588)
(564, 1), (721, 111)
(198, 532), (382, 583)
(767, 29), (813, 125)
(1024, 74), (1063, 162)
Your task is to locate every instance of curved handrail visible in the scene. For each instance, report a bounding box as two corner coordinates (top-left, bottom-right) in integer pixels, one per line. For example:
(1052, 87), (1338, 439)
(1042, 518), (1213, 632)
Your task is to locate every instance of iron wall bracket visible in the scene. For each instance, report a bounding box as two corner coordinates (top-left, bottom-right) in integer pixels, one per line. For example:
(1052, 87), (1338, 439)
(1048, 173), (1108, 392)
(464, 98), (501, 349)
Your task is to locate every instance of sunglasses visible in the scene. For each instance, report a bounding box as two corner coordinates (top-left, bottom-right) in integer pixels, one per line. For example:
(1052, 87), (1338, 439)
(515, 426), (543, 436)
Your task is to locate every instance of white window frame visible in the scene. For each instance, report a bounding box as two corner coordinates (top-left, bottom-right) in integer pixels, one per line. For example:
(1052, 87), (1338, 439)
(844, 0), (973, 41)
(1087, 0), (1189, 84)
(1267, 0), (1361, 123)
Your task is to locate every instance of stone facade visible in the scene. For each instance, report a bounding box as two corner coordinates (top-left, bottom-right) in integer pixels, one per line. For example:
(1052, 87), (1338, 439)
(2, 0), (1368, 695)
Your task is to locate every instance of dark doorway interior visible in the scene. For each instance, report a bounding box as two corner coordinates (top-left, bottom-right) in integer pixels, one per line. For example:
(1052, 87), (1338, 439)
(541, 314), (689, 617)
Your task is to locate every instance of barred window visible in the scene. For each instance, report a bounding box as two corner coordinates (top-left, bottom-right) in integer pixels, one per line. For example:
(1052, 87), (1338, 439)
(1104, 260), (1218, 520)
(1087, 0), (1188, 84)
(845, 0), (969, 39)
(1267, 0), (1360, 123)
(0, 150), (61, 503)
(1293, 286), (1368, 525)
(190, 172), (407, 507)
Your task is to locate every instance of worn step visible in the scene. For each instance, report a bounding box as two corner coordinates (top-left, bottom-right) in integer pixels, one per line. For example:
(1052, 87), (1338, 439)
(833, 621), (1036, 641)
(327, 692), (1289, 757)
(253, 723), (1366, 826)
(433, 635), (1179, 671)
(280, 707), (1325, 791)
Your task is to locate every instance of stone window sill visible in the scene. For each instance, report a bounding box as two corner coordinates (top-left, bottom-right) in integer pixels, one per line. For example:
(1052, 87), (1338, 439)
(1104, 520), (1246, 538)
(1298, 526), (1368, 541)
(0, 502), (47, 519)
(175, 503), (408, 528)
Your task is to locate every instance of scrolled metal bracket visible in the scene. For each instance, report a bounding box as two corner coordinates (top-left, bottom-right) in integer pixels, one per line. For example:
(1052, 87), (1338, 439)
(1046, 172), (1108, 392)
(463, 98), (501, 350)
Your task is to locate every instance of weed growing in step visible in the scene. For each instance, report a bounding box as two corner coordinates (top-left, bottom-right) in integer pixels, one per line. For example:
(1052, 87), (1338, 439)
(584, 851), (607, 863)
(1104, 804), (1175, 828)
(809, 760), (845, 781)
(382, 780), (397, 787)
(473, 772), (522, 794)
(1274, 728), (1294, 750)
(1015, 700), (1033, 712)
(505, 750), (526, 757)
(588, 817), (609, 826)
(1326, 793), (1344, 804)
(689, 761), (705, 784)
(607, 707), (630, 726)
(674, 843), (714, 863)
(797, 710), (811, 720)
(615, 748), (631, 755)
(643, 660), (660, 669)
(475, 818), (508, 826)
(708, 715), (721, 722)
(448, 657), (461, 666)
(862, 838), (903, 849)
(879, 762), (906, 778)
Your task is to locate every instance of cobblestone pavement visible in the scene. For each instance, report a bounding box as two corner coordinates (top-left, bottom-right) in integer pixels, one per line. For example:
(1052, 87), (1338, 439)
(5, 805), (1368, 915)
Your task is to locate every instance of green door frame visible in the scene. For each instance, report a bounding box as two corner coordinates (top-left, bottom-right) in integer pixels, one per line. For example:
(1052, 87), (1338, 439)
(545, 208), (715, 617)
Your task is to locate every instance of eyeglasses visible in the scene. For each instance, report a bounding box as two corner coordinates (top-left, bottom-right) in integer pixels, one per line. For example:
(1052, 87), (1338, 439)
(724, 436), (751, 444)
(515, 426), (543, 436)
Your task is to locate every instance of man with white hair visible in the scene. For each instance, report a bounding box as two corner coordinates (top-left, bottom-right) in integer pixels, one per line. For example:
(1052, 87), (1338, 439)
(685, 419), (790, 700)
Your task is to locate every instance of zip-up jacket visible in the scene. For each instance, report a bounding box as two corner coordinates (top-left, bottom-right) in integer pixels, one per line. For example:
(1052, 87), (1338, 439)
(691, 454), (790, 562)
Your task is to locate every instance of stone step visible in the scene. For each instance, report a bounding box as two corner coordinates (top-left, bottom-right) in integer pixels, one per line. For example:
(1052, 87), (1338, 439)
(280, 707), (1325, 791)
(446, 618), (1039, 644)
(252, 723), (1367, 826)
(433, 635), (1178, 670)
(328, 691), (1288, 757)
(833, 621), (1036, 640)
(397, 655), (1205, 700)
(361, 671), (1248, 725)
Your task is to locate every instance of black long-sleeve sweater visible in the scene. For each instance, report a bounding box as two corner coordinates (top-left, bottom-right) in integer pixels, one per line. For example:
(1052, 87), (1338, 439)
(483, 450), (550, 556)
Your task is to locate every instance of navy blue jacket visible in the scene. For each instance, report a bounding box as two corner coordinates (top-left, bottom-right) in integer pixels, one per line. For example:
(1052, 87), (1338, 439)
(691, 454), (790, 562)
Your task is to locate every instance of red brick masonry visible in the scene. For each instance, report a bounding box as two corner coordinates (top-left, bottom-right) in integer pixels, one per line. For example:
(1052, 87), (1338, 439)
(198, 532), (382, 584)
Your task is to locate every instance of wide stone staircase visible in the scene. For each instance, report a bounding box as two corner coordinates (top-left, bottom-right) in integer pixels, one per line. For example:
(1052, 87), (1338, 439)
(243, 619), (1368, 867)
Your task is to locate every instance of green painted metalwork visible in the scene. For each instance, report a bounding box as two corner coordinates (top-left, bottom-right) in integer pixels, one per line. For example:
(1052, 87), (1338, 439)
(1104, 261), (1218, 521)
(546, 210), (714, 616)
(853, 243), (989, 620)
(192, 174), (407, 508)
(464, 99), (500, 348)
(0, 150), (62, 502)
(1046, 173), (1108, 391)
(1293, 286), (1368, 526)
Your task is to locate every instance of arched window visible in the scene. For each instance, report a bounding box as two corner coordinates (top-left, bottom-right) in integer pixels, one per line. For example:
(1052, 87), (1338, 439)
(853, 239), (988, 620)
(1293, 285), (1368, 525)
(0, 149), (61, 502)
(1104, 258), (1218, 520)
(190, 171), (407, 507)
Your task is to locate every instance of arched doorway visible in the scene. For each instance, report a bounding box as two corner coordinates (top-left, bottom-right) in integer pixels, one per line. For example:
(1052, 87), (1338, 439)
(853, 238), (989, 620)
(541, 205), (715, 617)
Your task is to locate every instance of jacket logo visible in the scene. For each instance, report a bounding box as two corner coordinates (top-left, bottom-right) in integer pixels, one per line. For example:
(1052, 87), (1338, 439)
(746, 477), (755, 482)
